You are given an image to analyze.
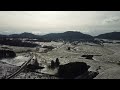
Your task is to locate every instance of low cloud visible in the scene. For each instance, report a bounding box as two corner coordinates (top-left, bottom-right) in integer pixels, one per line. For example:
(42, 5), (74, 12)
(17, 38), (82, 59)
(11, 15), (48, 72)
(103, 16), (120, 24)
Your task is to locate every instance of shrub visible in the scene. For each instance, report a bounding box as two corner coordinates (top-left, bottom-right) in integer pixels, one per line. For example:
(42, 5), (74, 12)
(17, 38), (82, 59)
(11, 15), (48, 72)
(50, 60), (55, 69)
(0, 50), (16, 59)
(67, 47), (70, 50)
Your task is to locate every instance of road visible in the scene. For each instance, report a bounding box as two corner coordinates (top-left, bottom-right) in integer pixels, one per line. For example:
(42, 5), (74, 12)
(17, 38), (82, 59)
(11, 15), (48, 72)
(5, 54), (34, 79)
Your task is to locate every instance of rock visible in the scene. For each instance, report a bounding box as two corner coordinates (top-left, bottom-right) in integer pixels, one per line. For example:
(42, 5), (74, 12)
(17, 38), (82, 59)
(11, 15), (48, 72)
(81, 55), (94, 60)
(75, 71), (99, 79)
(42, 45), (54, 50)
(26, 57), (44, 72)
(26, 64), (44, 72)
(57, 62), (90, 79)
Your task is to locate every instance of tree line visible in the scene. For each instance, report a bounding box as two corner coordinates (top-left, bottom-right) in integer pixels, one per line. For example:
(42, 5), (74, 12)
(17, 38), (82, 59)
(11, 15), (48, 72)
(0, 38), (38, 47)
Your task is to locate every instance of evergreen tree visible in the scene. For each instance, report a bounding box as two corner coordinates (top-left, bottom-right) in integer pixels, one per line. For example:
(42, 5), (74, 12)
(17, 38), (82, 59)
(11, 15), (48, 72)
(55, 58), (60, 67)
(51, 60), (55, 69)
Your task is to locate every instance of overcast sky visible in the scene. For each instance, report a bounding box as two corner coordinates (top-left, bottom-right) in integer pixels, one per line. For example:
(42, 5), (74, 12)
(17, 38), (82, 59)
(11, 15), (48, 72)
(0, 11), (120, 36)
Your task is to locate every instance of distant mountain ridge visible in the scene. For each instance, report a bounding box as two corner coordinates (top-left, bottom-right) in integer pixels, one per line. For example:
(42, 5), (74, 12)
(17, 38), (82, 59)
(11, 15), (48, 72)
(0, 32), (42, 39)
(0, 34), (7, 38)
(42, 31), (94, 41)
(8, 32), (40, 38)
(0, 31), (120, 41)
(95, 32), (120, 40)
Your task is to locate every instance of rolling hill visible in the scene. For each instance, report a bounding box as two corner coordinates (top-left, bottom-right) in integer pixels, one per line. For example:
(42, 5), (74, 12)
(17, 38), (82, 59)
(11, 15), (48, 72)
(8, 32), (41, 39)
(95, 32), (120, 40)
(1, 31), (120, 41)
(42, 31), (94, 41)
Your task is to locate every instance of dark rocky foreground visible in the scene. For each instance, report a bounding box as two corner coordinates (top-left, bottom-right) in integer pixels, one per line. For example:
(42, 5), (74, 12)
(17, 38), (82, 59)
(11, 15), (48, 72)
(8, 61), (99, 79)
(55, 62), (98, 79)
(57, 62), (90, 78)
(38, 61), (99, 79)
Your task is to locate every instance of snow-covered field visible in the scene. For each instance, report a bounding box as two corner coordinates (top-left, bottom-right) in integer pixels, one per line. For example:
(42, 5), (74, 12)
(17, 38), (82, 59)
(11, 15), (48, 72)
(1, 55), (30, 66)
(1, 41), (120, 79)
(35, 42), (120, 79)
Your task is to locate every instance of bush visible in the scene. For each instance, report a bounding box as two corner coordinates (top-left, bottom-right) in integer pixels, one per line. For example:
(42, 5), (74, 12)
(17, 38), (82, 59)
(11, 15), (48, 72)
(0, 50), (16, 59)
(50, 60), (55, 69)
(67, 47), (70, 50)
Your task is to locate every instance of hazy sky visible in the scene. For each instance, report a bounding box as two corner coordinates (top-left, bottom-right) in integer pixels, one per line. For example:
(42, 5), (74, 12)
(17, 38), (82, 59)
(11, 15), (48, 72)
(0, 11), (120, 36)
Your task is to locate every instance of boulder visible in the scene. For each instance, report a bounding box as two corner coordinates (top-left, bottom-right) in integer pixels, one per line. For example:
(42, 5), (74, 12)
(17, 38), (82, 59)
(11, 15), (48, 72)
(57, 62), (90, 79)
(81, 55), (94, 60)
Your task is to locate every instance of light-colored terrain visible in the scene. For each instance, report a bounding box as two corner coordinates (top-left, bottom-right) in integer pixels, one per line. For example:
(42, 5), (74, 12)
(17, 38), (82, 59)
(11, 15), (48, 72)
(1, 41), (120, 79)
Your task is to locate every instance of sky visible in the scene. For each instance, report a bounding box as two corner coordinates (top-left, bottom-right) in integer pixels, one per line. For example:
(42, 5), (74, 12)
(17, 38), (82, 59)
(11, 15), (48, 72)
(0, 11), (120, 36)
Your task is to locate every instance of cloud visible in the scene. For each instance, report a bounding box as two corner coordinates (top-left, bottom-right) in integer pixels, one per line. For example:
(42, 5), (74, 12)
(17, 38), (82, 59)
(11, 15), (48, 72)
(103, 16), (120, 24)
